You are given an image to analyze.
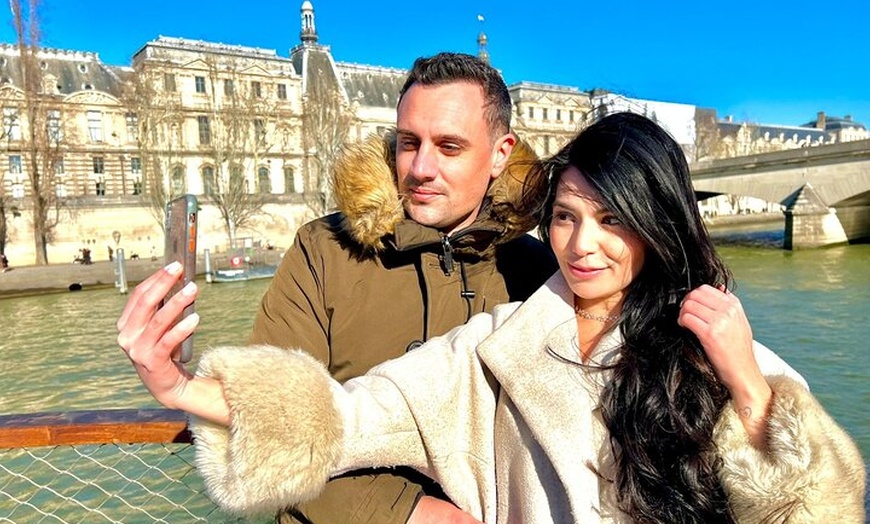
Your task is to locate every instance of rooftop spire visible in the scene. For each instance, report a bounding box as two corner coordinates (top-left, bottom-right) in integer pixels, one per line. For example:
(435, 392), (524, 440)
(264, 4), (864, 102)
(476, 14), (489, 64)
(300, 1), (318, 45)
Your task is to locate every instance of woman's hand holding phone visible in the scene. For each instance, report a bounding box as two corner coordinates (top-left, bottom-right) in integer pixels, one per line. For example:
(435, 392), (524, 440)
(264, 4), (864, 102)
(116, 263), (231, 425)
(117, 262), (200, 407)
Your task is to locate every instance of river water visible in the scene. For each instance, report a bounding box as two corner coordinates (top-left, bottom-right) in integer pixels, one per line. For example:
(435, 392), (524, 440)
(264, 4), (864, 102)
(0, 236), (868, 512)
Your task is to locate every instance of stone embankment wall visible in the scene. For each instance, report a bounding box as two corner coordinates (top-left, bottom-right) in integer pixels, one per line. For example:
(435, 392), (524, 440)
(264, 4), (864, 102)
(3, 201), (312, 267)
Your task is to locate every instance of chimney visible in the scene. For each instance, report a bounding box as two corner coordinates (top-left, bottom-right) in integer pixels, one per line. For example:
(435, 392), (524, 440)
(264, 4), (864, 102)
(726, 115), (733, 123)
(845, 115), (852, 122)
(816, 111), (826, 130)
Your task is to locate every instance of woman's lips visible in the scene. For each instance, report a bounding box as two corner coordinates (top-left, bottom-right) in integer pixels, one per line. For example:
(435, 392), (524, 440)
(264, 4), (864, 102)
(569, 264), (605, 280)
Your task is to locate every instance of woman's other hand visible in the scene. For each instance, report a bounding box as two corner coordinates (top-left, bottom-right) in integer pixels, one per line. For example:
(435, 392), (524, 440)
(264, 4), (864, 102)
(677, 284), (772, 447)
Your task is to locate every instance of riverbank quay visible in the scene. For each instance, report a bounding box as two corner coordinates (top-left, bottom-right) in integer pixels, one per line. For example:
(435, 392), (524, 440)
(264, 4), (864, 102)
(0, 259), (164, 299)
(0, 248), (276, 299)
(703, 211), (784, 231)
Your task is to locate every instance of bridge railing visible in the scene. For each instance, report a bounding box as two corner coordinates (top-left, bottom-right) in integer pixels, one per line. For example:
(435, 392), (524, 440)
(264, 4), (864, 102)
(0, 409), (262, 523)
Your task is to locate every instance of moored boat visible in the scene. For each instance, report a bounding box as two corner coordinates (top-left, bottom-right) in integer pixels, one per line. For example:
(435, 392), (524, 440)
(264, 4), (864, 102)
(206, 237), (282, 284)
(212, 264), (278, 282)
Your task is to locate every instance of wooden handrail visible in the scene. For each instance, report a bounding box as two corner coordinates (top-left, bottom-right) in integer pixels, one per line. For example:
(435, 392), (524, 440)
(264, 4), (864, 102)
(0, 408), (192, 449)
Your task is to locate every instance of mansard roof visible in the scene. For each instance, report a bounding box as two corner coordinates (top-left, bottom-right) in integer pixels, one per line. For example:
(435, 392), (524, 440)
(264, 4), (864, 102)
(801, 115), (866, 131)
(718, 121), (826, 141)
(288, 43), (352, 104)
(134, 36), (297, 76)
(136, 36), (287, 61)
(0, 44), (124, 97)
(336, 62), (407, 108)
(508, 81), (582, 95)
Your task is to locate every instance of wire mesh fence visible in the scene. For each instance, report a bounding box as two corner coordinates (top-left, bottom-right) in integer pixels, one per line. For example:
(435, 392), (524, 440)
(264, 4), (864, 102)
(0, 409), (268, 524)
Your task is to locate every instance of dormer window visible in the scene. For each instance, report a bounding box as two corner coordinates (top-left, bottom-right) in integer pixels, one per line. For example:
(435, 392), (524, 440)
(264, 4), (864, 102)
(78, 63), (88, 74)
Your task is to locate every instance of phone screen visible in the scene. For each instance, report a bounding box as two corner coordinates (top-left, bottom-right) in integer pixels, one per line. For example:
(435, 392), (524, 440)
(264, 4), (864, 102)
(163, 194), (198, 363)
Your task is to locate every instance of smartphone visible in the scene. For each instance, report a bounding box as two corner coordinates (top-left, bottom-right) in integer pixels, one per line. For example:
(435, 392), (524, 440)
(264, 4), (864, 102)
(162, 194), (198, 363)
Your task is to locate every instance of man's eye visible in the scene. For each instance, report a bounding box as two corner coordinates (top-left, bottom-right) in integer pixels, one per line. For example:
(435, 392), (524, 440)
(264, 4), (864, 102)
(441, 143), (461, 154)
(399, 139), (418, 150)
(602, 215), (622, 226)
(553, 211), (572, 222)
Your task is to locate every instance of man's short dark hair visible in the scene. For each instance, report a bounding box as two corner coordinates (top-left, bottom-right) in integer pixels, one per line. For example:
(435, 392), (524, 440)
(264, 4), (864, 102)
(398, 52), (512, 137)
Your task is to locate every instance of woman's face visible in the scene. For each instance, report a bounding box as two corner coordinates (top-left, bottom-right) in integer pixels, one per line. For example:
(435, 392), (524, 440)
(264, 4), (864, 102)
(548, 166), (646, 313)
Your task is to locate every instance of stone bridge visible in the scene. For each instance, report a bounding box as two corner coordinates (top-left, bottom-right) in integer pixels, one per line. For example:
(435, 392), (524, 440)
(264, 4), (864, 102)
(690, 139), (870, 248)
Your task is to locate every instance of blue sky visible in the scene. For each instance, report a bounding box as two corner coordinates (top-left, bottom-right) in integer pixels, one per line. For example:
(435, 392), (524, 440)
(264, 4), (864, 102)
(3, 0), (869, 127)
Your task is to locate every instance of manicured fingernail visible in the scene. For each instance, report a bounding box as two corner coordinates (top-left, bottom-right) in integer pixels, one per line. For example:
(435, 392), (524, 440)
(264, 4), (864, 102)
(179, 312), (200, 329)
(165, 261), (182, 274)
(182, 281), (197, 295)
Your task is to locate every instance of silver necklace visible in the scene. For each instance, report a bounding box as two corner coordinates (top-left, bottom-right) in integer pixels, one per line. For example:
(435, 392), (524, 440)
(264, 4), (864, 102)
(574, 304), (619, 323)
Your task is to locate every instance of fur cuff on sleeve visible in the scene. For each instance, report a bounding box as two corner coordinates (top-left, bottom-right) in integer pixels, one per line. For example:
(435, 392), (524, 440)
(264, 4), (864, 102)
(714, 375), (866, 523)
(189, 345), (343, 516)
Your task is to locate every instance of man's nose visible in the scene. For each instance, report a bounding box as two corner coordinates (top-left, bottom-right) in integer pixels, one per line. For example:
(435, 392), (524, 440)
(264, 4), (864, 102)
(408, 146), (437, 181)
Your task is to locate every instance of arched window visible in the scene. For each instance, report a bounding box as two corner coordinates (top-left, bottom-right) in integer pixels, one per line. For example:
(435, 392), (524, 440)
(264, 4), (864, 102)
(283, 166), (295, 194)
(202, 166), (216, 196)
(257, 166), (271, 194)
(171, 165), (186, 194)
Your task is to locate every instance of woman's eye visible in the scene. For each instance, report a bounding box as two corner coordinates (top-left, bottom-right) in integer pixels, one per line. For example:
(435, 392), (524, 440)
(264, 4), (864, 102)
(553, 211), (572, 222)
(602, 215), (622, 226)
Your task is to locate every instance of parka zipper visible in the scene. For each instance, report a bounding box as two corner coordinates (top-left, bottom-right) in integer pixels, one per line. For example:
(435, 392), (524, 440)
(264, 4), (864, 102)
(440, 233), (476, 321)
(439, 234), (455, 275)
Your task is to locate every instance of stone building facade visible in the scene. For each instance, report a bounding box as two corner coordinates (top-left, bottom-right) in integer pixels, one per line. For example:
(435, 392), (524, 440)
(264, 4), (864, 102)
(1, 1), (865, 265)
(0, 1), (589, 265)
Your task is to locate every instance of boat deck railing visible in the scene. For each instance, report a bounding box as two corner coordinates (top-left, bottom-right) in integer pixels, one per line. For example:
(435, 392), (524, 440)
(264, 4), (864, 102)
(0, 409), (253, 523)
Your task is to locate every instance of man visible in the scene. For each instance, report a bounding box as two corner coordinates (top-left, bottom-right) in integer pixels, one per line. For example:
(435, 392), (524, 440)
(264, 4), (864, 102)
(248, 52), (556, 523)
(117, 52), (556, 524)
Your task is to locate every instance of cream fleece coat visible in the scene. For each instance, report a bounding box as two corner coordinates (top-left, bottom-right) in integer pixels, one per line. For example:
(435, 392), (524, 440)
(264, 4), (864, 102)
(191, 273), (867, 523)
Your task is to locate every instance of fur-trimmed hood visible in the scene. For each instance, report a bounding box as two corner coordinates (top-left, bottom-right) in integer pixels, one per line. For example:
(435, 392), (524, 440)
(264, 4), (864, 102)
(331, 131), (540, 254)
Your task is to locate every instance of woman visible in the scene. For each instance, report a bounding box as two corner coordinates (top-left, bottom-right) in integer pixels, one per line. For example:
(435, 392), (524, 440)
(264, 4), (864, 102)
(119, 113), (865, 523)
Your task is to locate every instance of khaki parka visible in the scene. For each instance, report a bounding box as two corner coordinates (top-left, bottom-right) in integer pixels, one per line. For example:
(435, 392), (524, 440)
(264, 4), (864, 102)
(248, 131), (557, 524)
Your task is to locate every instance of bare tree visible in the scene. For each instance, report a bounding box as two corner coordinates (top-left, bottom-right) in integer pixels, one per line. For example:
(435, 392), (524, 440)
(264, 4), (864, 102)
(123, 65), (185, 228)
(9, 0), (66, 264)
(693, 108), (723, 162)
(199, 58), (270, 245)
(0, 185), (20, 256)
(0, 116), (12, 255)
(301, 63), (354, 215)
(126, 55), (295, 245)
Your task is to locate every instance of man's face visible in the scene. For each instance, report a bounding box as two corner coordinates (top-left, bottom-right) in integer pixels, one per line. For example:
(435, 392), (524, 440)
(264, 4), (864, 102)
(395, 81), (514, 235)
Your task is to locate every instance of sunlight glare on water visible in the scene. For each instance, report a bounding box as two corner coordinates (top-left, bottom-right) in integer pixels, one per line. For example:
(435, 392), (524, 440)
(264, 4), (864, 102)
(0, 278), (271, 414)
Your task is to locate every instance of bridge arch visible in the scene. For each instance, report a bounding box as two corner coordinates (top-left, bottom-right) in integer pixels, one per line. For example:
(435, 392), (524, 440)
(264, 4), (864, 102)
(690, 139), (870, 247)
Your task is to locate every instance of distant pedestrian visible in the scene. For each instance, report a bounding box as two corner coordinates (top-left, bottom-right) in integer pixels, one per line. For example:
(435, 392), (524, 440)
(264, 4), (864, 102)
(108, 245), (114, 262)
(0, 253), (9, 272)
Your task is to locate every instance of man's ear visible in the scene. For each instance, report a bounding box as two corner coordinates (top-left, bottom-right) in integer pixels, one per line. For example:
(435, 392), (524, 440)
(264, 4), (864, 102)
(490, 133), (517, 180)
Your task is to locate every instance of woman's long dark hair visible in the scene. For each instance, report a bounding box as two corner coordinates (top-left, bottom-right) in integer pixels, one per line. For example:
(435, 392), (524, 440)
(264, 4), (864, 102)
(537, 113), (736, 523)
